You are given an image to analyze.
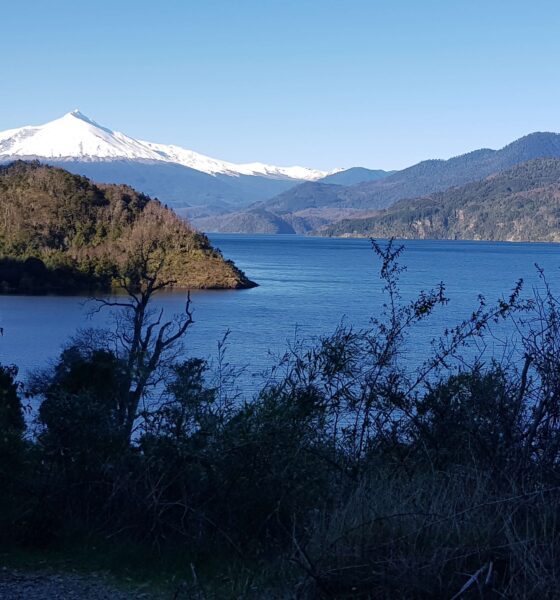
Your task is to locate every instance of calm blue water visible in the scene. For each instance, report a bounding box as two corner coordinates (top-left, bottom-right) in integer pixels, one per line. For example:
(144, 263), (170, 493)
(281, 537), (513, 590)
(1, 235), (559, 388)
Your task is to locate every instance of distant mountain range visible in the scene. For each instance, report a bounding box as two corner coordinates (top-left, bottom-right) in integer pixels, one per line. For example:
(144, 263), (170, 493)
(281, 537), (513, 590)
(322, 158), (560, 242)
(0, 110), (335, 211)
(3, 113), (560, 239)
(196, 132), (560, 233)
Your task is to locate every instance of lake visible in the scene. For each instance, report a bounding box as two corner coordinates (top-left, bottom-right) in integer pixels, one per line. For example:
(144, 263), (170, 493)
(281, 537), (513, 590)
(1, 235), (560, 391)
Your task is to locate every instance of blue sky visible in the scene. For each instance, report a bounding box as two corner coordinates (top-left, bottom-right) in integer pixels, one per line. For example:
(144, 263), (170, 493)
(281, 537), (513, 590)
(1, 0), (559, 170)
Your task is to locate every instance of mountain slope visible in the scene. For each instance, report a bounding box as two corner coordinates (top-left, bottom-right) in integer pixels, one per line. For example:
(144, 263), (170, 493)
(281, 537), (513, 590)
(0, 110), (328, 180)
(340, 132), (560, 210)
(205, 132), (560, 233)
(0, 111), (331, 210)
(321, 158), (560, 242)
(253, 182), (349, 214)
(319, 167), (394, 186)
(268, 133), (560, 212)
(43, 159), (305, 210)
(193, 205), (374, 234)
(195, 209), (300, 234)
(0, 111), (160, 161)
(191, 182), (368, 233)
(0, 161), (255, 292)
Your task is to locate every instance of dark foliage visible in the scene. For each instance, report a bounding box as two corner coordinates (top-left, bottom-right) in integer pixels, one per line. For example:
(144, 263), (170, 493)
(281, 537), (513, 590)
(4, 240), (560, 597)
(37, 348), (130, 463)
(0, 364), (25, 476)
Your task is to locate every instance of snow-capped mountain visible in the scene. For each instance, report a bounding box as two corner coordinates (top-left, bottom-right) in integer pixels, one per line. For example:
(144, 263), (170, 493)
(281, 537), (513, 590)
(0, 110), (329, 181)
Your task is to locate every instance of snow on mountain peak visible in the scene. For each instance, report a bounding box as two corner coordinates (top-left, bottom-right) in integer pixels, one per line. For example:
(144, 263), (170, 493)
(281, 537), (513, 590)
(67, 109), (100, 126)
(0, 112), (331, 181)
(0, 111), (160, 162)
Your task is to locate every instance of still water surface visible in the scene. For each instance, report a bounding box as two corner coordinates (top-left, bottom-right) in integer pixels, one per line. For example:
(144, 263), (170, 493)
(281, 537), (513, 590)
(1, 235), (560, 388)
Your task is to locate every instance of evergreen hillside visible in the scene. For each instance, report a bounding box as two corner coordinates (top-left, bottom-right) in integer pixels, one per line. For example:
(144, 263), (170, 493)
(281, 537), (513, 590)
(321, 158), (560, 241)
(0, 161), (255, 292)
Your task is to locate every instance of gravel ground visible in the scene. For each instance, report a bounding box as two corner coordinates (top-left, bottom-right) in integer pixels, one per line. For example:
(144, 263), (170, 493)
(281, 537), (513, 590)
(0, 568), (158, 600)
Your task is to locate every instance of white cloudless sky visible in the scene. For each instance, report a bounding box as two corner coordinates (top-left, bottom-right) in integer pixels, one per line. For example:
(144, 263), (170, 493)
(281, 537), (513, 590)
(1, 0), (559, 170)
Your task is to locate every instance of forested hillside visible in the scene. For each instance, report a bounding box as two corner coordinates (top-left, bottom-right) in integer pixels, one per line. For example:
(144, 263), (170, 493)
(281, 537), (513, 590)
(322, 158), (560, 241)
(0, 161), (255, 292)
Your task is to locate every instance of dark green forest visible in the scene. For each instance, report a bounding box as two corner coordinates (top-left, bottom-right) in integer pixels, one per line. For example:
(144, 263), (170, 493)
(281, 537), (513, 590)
(323, 158), (560, 241)
(0, 162), (254, 292)
(3, 239), (560, 598)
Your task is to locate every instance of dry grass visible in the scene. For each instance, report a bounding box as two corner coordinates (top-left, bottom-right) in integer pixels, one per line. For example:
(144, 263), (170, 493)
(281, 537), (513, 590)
(293, 470), (560, 598)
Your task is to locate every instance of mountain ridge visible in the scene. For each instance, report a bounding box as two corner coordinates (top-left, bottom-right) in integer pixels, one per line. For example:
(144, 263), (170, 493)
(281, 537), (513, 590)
(197, 132), (560, 233)
(0, 111), (339, 213)
(269, 131), (560, 212)
(320, 158), (560, 242)
(0, 110), (332, 181)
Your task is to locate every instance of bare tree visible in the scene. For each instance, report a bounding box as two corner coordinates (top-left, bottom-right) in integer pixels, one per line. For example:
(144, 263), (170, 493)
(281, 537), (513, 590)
(92, 227), (194, 443)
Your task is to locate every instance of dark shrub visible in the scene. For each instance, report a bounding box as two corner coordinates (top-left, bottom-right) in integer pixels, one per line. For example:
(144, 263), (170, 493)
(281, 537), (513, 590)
(37, 347), (129, 468)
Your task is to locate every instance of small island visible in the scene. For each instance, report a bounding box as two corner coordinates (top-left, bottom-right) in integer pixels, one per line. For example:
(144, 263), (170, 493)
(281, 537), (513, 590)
(0, 161), (256, 293)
